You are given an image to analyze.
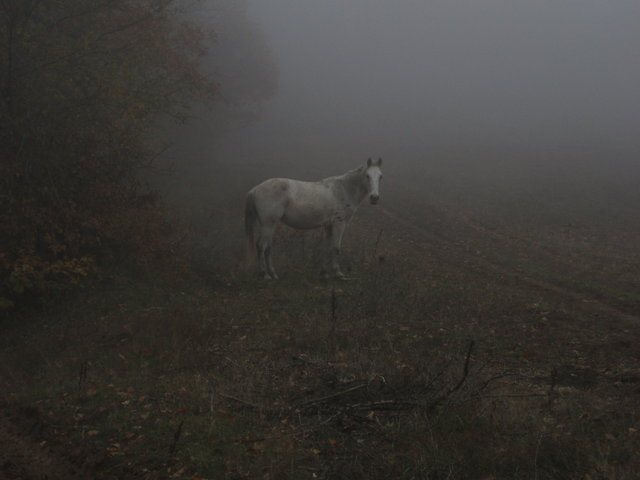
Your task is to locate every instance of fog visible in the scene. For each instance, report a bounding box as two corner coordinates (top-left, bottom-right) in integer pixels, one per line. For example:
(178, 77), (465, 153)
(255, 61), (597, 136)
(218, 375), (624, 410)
(240, 1), (639, 166)
(166, 0), (640, 200)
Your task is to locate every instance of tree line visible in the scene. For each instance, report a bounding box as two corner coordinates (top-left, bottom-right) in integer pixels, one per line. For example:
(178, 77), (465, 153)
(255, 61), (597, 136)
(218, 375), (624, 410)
(0, 0), (274, 307)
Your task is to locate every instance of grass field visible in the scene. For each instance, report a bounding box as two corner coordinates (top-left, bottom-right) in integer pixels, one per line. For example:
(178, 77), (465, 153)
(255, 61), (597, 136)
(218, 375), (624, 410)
(1, 163), (639, 479)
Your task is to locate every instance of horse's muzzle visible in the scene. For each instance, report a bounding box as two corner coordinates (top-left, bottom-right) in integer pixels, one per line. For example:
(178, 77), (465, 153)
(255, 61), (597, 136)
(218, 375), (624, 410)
(370, 195), (379, 205)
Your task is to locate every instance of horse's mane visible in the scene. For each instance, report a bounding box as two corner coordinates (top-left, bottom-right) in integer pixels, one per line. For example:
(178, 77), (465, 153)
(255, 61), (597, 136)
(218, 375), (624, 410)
(340, 164), (366, 179)
(333, 164), (368, 199)
(321, 164), (364, 183)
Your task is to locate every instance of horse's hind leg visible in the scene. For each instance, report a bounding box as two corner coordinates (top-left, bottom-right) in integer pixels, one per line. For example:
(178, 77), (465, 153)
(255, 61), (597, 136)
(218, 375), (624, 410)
(265, 244), (278, 280)
(255, 241), (268, 279)
(256, 239), (271, 280)
(256, 224), (277, 280)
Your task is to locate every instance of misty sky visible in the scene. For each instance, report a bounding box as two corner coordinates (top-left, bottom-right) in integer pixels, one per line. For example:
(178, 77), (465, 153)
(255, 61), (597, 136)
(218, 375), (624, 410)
(239, 0), (640, 168)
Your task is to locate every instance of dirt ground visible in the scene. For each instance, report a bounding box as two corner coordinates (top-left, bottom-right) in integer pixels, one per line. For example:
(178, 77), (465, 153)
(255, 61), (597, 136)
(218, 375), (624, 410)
(1, 163), (639, 479)
(0, 401), (174, 479)
(0, 403), (101, 480)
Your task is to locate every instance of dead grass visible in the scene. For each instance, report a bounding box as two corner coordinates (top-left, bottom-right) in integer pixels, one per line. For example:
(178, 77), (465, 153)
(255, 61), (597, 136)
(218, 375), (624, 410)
(1, 176), (640, 479)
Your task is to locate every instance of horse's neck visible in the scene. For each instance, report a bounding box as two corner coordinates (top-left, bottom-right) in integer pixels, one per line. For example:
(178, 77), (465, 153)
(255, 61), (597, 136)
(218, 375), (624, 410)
(338, 168), (367, 205)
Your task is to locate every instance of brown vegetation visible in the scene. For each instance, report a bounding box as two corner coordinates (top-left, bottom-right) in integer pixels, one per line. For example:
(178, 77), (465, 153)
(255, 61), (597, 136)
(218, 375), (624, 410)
(1, 165), (639, 479)
(0, 0), (216, 306)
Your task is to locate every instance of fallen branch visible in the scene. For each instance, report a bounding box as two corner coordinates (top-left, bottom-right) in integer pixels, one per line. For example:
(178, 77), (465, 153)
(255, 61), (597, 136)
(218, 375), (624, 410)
(480, 393), (548, 399)
(219, 393), (262, 411)
(349, 399), (423, 411)
(298, 384), (367, 407)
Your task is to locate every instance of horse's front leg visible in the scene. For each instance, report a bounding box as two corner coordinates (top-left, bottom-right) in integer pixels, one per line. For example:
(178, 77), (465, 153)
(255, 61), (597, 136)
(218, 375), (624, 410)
(328, 222), (347, 279)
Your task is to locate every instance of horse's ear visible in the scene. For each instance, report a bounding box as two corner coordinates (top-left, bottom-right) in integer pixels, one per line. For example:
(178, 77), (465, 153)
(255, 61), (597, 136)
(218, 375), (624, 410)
(377, 157), (383, 166)
(367, 157), (373, 167)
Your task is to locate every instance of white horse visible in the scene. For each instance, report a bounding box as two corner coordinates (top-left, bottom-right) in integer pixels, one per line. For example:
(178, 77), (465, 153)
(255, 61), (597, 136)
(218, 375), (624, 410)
(245, 158), (383, 280)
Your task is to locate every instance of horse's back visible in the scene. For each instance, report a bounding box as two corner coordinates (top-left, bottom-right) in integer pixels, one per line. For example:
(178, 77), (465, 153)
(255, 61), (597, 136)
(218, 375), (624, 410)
(250, 177), (337, 229)
(251, 177), (329, 203)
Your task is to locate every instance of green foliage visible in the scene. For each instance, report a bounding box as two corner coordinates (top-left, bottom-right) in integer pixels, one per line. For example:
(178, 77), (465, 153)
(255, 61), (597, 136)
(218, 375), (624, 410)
(0, 0), (217, 305)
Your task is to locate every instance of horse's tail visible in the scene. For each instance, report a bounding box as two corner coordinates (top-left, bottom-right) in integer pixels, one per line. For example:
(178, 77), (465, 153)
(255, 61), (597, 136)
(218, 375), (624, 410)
(243, 191), (258, 267)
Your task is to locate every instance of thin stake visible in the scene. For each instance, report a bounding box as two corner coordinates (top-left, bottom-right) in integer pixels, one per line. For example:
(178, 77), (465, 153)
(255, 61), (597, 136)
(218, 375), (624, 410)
(547, 367), (558, 406)
(169, 419), (184, 455)
(78, 361), (87, 392)
(329, 288), (338, 354)
(373, 229), (384, 258)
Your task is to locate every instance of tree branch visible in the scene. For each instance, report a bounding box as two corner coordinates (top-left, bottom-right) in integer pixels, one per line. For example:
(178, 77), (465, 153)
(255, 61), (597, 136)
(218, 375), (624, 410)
(426, 340), (475, 414)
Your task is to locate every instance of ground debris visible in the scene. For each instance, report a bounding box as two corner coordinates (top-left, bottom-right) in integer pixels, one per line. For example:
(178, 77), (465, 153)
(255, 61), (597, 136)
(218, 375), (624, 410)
(0, 402), (147, 480)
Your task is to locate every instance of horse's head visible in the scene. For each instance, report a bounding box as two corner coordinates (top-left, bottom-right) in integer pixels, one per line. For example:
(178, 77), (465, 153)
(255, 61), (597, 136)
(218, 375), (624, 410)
(365, 157), (383, 204)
